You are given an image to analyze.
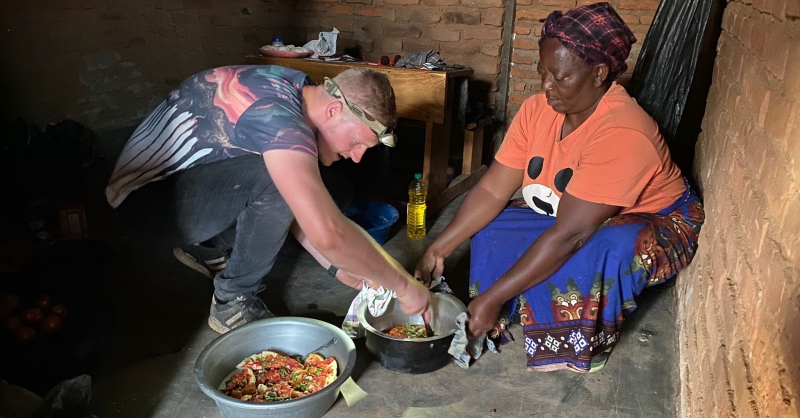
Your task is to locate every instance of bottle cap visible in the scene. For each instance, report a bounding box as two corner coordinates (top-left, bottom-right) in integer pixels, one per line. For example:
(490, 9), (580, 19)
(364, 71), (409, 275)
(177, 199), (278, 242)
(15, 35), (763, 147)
(414, 173), (422, 179)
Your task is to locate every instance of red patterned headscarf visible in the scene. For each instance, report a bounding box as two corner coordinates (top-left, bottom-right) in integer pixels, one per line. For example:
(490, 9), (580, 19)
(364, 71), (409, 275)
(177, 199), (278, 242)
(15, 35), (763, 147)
(539, 2), (637, 81)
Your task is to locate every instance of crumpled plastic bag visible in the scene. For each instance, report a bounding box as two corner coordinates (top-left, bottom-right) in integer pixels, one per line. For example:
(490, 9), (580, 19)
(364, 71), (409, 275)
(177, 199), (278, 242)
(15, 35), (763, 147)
(394, 49), (445, 69)
(302, 27), (339, 58)
(31, 375), (95, 418)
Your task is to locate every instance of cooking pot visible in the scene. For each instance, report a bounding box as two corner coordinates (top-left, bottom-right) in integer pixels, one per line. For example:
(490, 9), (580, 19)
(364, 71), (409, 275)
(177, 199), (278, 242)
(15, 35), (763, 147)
(194, 317), (356, 418)
(357, 293), (467, 374)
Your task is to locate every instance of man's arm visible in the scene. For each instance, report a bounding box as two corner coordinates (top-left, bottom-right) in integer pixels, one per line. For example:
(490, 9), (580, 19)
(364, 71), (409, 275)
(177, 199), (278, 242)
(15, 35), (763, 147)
(263, 150), (427, 314)
(289, 221), (372, 290)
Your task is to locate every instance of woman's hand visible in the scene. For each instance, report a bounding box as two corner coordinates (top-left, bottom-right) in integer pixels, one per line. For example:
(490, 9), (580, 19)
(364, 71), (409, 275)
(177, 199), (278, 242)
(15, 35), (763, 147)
(414, 251), (445, 286)
(467, 293), (502, 337)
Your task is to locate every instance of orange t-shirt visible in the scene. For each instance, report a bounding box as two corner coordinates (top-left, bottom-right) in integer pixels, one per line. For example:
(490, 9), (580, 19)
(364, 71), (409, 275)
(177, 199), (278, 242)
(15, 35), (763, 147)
(496, 83), (684, 216)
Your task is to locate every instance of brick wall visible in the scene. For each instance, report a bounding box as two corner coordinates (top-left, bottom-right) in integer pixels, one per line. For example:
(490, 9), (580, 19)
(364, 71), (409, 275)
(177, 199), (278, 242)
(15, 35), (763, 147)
(507, 0), (657, 121)
(0, 1), (293, 129)
(0, 0), (506, 130)
(287, 0), (506, 105)
(678, 0), (800, 416)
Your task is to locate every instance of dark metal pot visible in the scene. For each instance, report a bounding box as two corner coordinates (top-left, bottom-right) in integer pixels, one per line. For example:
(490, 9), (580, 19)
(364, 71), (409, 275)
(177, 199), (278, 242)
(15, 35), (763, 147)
(357, 293), (467, 374)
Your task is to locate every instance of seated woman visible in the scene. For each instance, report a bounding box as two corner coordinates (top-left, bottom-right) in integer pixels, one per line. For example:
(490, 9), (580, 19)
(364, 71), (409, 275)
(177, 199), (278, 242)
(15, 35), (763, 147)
(414, 2), (704, 373)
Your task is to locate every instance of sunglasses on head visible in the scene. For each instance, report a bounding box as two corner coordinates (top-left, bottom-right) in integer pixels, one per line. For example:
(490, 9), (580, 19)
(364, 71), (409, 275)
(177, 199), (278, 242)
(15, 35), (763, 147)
(323, 77), (397, 147)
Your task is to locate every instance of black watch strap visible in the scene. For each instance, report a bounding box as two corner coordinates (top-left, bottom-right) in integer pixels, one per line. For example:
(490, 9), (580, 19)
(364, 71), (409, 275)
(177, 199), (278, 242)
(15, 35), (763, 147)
(327, 264), (339, 277)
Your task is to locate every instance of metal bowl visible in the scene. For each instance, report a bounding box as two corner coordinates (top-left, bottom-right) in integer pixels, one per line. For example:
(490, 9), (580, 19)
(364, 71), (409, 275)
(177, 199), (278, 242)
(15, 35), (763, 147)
(358, 293), (467, 374)
(194, 317), (356, 418)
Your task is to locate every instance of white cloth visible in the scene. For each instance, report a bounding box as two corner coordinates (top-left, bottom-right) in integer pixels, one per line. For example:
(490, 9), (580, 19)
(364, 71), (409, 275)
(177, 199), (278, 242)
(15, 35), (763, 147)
(302, 27), (339, 58)
(341, 277), (498, 368)
(341, 277), (451, 338)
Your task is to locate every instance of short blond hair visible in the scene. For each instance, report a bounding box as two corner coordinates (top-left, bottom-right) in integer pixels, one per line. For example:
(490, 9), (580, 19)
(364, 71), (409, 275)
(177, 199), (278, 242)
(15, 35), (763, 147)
(333, 68), (398, 129)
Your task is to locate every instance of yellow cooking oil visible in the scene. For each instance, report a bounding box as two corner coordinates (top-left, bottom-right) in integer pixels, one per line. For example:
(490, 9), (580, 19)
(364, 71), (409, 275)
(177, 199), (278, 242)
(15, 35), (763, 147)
(407, 173), (427, 239)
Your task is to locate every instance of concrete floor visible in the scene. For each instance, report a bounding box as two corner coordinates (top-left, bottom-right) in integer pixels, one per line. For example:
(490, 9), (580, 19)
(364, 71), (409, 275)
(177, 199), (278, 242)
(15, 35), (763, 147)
(75, 130), (678, 418)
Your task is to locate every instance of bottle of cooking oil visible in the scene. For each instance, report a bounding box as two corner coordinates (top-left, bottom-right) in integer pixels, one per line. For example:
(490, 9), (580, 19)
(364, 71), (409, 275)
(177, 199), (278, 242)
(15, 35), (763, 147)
(407, 173), (427, 238)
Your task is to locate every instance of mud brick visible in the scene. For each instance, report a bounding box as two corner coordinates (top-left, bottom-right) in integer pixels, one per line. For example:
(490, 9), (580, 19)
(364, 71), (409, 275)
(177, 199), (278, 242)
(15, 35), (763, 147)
(427, 28), (460, 42)
(510, 67), (538, 79)
(357, 7), (383, 16)
(509, 93), (529, 105)
(480, 42), (502, 57)
(481, 8), (504, 26)
(443, 9), (481, 25)
(421, 0), (458, 5)
(462, 27), (501, 40)
(515, 26), (531, 35)
(461, 0), (504, 7)
(538, 0), (578, 8)
(513, 37), (540, 51)
(512, 53), (534, 65)
(396, 8), (443, 23)
(327, 5), (355, 15)
(516, 8), (550, 21)
(437, 40), (479, 56)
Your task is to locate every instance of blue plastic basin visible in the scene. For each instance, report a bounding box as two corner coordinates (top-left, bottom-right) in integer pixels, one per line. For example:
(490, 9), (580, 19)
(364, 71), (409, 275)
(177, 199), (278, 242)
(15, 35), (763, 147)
(343, 198), (399, 245)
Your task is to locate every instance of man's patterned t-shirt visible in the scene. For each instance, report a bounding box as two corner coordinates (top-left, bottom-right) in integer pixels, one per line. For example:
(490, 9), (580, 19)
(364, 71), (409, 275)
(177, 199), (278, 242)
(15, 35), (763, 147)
(106, 65), (315, 208)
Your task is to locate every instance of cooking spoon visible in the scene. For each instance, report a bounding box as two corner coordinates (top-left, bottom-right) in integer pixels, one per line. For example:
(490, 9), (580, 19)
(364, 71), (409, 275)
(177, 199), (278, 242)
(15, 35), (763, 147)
(301, 337), (337, 362)
(420, 315), (434, 336)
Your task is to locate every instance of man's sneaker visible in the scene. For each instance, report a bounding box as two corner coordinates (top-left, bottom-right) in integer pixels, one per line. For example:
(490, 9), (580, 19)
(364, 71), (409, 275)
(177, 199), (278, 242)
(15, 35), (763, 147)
(208, 292), (274, 334)
(173, 246), (228, 279)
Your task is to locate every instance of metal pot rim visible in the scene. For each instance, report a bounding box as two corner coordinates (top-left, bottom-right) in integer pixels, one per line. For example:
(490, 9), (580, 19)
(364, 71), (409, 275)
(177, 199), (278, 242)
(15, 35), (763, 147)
(193, 316), (356, 410)
(357, 293), (464, 343)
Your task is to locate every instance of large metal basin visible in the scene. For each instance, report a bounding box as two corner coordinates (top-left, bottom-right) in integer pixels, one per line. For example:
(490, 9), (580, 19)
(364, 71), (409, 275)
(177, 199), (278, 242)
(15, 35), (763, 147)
(194, 317), (356, 418)
(358, 293), (467, 374)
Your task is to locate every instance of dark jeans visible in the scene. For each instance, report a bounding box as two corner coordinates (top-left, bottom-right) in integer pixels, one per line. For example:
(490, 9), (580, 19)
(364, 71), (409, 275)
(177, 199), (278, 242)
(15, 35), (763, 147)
(117, 154), (352, 300)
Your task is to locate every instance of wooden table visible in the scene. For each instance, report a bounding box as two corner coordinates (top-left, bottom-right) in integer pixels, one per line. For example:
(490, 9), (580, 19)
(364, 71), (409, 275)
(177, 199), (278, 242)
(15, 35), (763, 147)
(245, 56), (486, 214)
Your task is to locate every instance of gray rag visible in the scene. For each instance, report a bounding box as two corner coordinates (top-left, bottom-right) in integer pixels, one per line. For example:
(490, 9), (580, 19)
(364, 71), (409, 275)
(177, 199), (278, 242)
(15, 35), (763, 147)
(448, 312), (499, 369)
(394, 49), (445, 69)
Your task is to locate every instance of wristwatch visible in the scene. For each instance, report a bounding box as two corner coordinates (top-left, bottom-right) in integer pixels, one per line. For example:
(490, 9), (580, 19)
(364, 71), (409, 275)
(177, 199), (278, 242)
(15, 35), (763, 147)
(327, 264), (339, 277)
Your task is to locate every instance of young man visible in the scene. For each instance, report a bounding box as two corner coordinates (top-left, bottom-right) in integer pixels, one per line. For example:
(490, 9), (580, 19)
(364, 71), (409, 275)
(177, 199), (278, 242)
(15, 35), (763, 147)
(106, 65), (430, 333)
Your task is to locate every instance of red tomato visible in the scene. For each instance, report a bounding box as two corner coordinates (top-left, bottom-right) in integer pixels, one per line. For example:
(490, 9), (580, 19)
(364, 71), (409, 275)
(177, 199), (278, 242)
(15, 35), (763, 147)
(35, 294), (52, 312)
(5, 317), (23, 334)
(16, 326), (35, 343)
(22, 307), (44, 325)
(50, 303), (68, 318)
(39, 314), (62, 333)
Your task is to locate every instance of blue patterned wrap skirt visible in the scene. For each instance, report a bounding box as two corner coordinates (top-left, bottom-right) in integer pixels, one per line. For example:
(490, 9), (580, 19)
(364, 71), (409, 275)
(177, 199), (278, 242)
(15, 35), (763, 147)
(468, 180), (704, 372)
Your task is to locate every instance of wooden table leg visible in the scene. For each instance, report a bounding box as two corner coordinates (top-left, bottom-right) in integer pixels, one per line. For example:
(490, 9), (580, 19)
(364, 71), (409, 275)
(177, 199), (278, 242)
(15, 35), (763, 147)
(462, 126), (484, 176)
(423, 77), (492, 216)
(428, 165), (487, 215)
(422, 74), (454, 204)
(423, 120), (450, 205)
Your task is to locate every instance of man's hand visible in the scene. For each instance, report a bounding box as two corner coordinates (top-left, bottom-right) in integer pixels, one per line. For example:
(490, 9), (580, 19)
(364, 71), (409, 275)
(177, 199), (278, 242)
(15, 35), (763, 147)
(414, 251), (445, 286)
(466, 293), (502, 337)
(395, 279), (432, 318)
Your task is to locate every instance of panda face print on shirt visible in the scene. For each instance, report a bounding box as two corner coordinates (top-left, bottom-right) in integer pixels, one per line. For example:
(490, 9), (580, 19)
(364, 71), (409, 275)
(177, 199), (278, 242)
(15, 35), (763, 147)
(522, 156), (573, 217)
